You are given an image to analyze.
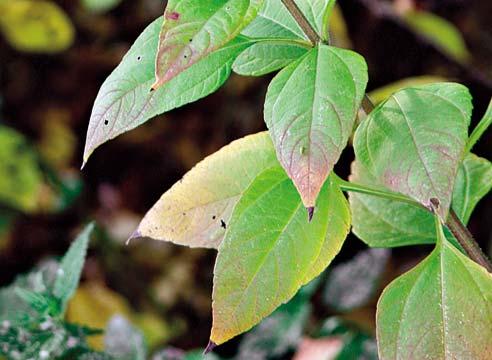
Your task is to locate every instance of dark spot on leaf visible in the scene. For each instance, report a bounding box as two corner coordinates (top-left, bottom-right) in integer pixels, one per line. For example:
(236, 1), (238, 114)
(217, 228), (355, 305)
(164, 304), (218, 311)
(220, 220), (226, 229)
(189, 38), (192, 42)
(137, 56), (142, 61)
(212, 215), (216, 220)
(104, 120), (109, 125)
(182, 212), (186, 216)
(149, 88), (155, 93)
(166, 11), (180, 20)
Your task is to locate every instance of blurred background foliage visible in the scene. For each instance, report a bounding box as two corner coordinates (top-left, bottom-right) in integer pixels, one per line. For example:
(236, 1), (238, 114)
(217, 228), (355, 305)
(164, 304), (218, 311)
(0, 0), (491, 359)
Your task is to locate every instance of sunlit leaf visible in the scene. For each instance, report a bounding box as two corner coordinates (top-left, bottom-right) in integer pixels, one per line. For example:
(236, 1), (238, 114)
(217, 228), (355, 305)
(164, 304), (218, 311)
(354, 83), (472, 219)
(377, 222), (492, 359)
(265, 45), (367, 207)
(403, 10), (470, 63)
(53, 223), (94, 310)
(233, 41), (308, 76)
(0, 125), (42, 212)
(135, 132), (279, 249)
(349, 153), (488, 248)
(242, 0), (332, 41)
(83, 17), (252, 163)
(211, 167), (350, 344)
(152, 0), (264, 89)
(0, 0), (74, 53)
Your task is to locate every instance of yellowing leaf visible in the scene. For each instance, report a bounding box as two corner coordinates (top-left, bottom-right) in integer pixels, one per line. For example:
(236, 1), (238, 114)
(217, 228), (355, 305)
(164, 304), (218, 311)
(135, 132), (279, 249)
(152, 0), (264, 89)
(0, 0), (74, 53)
(0, 125), (42, 212)
(211, 168), (350, 344)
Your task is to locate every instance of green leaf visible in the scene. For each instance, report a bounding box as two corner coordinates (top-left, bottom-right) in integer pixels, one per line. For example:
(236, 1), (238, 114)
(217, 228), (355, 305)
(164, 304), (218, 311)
(104, 316), (146, 360)
(53, 223), (94, 308)
(211, 167), (350, 344)
(265, 45), (367, 207)
(323, 248), (390, 312)
(135, 132), (279, 249)
(349, 153), (489, 248)
(353, 82), (472, 219)
(368, 75), (447, 105)
(403, 10), (470, 64)
(376, 222), (492, 359)
(152, 0), (264, 89)
(452, 153), (492, 223)
(0, 125), (42, 212)
(242, 0), (331, 41)
(232, 41), (308, 76)
(466, 97), (492, 153)
(83, 17), (252, 163)
(0, 0), (74, 53)
(81, 0), (122, 13)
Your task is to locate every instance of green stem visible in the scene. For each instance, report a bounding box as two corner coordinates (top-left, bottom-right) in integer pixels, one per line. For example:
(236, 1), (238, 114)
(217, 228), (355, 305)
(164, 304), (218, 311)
(333, 174), (425, 209)
(281, 0), (321, 46)
(362, 94), (376, 114)
(445, 210), (492, 272)
(465, 98), (492, 153)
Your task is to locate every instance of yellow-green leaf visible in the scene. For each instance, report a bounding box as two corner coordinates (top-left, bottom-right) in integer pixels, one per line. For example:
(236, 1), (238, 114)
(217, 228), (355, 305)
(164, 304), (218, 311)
(0, 0), (74, 53)
(135, 132), (279, 249)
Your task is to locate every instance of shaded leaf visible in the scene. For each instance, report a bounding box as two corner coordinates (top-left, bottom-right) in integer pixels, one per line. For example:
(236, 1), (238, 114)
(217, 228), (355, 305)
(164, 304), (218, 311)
(323, 248), (390, 312)
(211, 167), (350, 344)
(104, 315), (146, 360)
(83, 17), (251, 163)
(0, 0), (74, 53)
(152, 0), (264, 89)
(377, 222), (492, 359)
(81, 0), (122, 13)
(53, 223), (94, 309)
(265, 45), (367, 207)
(353, 83), (472, 219)
(135, 132), (279, 249)
(403, 10), (470, 63)
(0, 125), (42, 212)
(233, 41), (308, 76)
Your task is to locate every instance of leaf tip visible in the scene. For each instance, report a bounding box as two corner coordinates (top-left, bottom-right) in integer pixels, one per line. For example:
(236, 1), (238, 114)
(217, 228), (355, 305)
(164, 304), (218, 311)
(203, 340), (217, 355)
(126, 229), (142, 245)
(307, 206), (315, 222)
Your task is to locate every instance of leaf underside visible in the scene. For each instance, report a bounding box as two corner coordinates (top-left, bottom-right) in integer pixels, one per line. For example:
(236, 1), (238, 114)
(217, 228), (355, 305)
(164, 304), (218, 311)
(211, 167), (350, 344)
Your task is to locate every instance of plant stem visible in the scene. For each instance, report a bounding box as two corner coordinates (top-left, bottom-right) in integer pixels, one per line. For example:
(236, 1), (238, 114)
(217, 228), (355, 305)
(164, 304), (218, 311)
(446, 210), (492, 272)
(334, 175), (425, 209)
(362, 94), (376, 114)
(281, 0), (321, 46)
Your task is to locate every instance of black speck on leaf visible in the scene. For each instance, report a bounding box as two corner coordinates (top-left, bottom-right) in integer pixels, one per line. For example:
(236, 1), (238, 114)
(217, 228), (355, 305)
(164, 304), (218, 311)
(212, 215), (216, 220)
(104, 120), (109, 125)
(137, 56), (142, 61)
(220, 220), (227, 229)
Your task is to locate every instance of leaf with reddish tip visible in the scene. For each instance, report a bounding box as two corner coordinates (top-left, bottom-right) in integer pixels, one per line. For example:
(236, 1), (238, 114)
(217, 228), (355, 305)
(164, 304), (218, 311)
(211, 168), (350, 344)
(264, 45), (368, 207)
(377, 220), (492, 359)
(354, 83), (472, 219)
(83, 16), (252, 164)
(152, 0), (265, 90)
(135, 132), (279, 249)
